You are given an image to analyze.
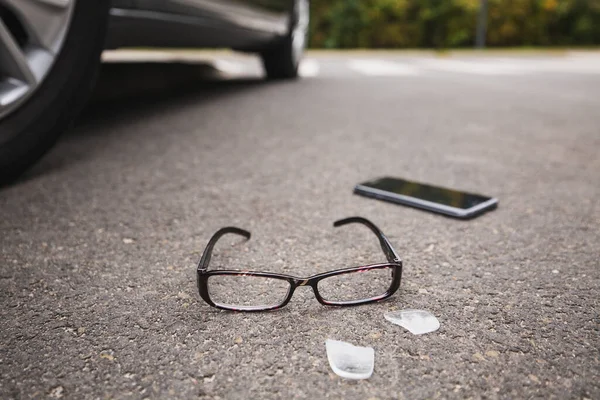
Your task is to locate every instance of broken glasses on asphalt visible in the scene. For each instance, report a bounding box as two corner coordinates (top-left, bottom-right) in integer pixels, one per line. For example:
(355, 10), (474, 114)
(196, 217), (403, 311)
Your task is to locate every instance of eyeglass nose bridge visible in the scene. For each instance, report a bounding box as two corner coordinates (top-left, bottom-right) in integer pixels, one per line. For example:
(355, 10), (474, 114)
(295, 278), (311, 287)
(291, 277), (322, 303)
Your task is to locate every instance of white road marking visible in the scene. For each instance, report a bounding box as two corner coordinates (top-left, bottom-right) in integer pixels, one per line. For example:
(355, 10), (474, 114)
(419, 55), (600, 75)
(102, 49), (210, 63)
(524, 56), (600, 74)
(101, 49), (600, 78)
(348, 59), (419, 76)
(299, 59), (319, 77)
(213, 60), (244, 76)
(418, 59), (526, 75)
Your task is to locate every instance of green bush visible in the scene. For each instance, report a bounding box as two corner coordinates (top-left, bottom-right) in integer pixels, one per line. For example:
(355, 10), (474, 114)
(309, 0), (600, 48)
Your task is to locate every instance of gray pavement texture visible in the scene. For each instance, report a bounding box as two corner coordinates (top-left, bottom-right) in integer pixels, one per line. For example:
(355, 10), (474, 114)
(1, 53), (600, 399)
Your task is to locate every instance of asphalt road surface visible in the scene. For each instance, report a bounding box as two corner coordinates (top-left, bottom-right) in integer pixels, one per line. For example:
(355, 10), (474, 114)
(1, 51), (599, 399)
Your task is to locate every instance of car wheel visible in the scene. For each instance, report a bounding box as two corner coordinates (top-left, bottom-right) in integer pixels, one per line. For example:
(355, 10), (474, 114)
(0, 0), (110, 184)
(260, 0), (309, 80)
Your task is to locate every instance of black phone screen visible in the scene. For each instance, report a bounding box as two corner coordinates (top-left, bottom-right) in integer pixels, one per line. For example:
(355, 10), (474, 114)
(359, 177), (492, 210)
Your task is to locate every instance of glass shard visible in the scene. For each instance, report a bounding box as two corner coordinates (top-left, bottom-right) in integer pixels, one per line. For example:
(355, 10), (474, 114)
(384, 309), (440, 335)
(325, 339), (374, 380)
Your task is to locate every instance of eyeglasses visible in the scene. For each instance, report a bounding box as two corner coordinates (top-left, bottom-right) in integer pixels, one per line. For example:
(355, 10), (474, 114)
(196, 217), (403, 312)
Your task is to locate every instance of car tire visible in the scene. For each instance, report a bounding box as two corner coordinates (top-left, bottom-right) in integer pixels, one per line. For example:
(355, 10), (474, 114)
(0, 0), (110, 185)
(260, 0), (309, 80)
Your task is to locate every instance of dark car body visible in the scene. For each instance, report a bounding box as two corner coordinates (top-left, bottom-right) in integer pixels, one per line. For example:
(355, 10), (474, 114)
(107, 0), (292, 51)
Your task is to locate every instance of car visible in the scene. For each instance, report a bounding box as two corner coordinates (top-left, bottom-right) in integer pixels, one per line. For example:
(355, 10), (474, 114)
(0, 0), (309, 183)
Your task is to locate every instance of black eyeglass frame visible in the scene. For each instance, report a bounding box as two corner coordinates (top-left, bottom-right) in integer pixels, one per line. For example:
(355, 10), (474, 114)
(196, 217), (403, 312)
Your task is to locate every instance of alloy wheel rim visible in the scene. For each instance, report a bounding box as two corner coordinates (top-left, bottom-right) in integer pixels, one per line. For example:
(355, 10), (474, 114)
(0, 0), (76, 122)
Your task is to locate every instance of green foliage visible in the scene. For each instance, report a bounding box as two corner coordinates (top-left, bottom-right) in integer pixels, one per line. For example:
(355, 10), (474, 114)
(309, 0), (600, 48)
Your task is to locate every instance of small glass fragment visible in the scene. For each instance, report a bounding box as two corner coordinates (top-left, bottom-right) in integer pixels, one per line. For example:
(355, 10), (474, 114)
(384, 309), (440, 335)
(325, 339), (374, 380)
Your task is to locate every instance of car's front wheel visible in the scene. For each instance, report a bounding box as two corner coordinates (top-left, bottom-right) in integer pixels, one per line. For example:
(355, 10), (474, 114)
(0, 0), (110, 184)
(260, 0), (309, 80)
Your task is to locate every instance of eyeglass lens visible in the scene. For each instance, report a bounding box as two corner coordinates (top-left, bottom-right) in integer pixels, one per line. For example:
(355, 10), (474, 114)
(317, 266), (394, 303)
(207, 275), (290, 310)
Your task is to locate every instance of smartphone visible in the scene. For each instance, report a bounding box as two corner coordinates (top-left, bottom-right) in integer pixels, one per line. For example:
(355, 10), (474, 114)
(354, 177), (498, 219)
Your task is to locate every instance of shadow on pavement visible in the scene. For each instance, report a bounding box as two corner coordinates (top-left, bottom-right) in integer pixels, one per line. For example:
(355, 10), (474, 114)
(83, 61), (262, 116)
(18, 61), (272, 184)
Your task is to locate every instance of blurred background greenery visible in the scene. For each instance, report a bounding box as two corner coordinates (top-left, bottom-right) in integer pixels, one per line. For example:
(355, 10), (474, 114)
(309, 0), (600, 48)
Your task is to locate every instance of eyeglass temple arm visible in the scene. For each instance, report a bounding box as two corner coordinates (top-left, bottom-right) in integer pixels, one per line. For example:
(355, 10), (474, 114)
(197, 227), (251, 271)
(333, 217), (401, 263)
